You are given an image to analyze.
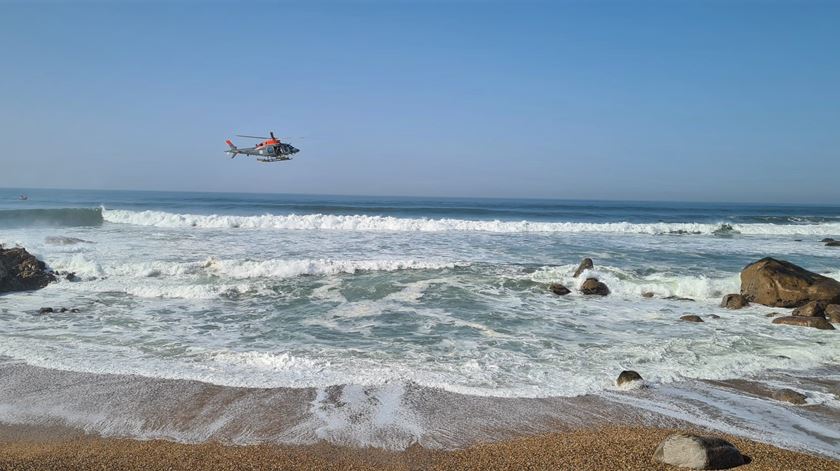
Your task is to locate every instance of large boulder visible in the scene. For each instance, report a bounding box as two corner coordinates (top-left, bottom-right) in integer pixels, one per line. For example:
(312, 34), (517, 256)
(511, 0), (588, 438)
(548, 283), (570, 296)
(653, 433), (745, 469)
(572, 257), (593, 278)
(772, 316), (835, 330)
(791, 301), (826, 318)
(580, 278), (609, 296)
(720, 293), (748, 310)
(827, 241), (840, 247)
(740, 258), (840, 307)
(616, 370), (643, 387)
(0, 245), (56, 293)
(826, 304), (840, 323)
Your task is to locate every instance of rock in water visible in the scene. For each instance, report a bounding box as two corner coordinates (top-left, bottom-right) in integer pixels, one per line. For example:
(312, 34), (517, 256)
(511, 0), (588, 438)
(772, 388), (807, 405)
(616, 370), (643, 387)
(821, 238), (836, 243)
(0, 246), (56, 293)
(573, 257), (593, 278)
(641, 291), (655, 298)
(826, 304), (840, 323)
(772, 316), (835, 330)
(791, 301), (827, 318)
(653, 433), (745, 470)
(580, 278), (609, 296)
(680, 315), (704, 323)
(549, 283), (570, 295)
(720, 293), (749, 310)
(827, 241), (840, 247)
(740, 257), (840, 307)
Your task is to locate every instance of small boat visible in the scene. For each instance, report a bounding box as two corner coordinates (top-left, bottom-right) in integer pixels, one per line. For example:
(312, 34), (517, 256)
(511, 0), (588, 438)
(18, 194), (28, 201)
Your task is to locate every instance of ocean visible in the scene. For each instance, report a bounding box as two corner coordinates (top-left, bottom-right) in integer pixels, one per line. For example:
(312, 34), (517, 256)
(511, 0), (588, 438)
(1, 188), (839, 454)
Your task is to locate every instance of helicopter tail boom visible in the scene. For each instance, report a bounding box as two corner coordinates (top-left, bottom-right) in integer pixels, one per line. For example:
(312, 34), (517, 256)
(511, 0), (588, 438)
(225, 140), (239, 158)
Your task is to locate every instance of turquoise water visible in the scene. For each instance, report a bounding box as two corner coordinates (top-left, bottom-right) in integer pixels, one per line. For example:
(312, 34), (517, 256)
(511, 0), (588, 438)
(1, 188), (839, 398)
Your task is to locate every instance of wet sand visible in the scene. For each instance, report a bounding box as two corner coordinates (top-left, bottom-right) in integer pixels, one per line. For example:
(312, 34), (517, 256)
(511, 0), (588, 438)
(1, 424), (837, 470)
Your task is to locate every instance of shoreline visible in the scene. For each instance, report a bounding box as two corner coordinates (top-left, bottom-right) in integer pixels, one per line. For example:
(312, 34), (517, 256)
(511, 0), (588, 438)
(1, 424), (838, 470)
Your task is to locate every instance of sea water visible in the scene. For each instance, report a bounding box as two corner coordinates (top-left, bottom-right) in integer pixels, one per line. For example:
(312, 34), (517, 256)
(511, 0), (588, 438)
(1, 189), (839, 452)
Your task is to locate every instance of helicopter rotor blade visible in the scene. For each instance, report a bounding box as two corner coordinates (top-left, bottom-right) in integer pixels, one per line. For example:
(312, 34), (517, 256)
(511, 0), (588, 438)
(236, 135), (269, 139)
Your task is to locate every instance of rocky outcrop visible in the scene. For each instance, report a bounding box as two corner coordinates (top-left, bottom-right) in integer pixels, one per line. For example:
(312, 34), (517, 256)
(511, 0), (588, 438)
(641, 292), (654, 298)
(720, 293), (748, 310)
(549, 283), (570, 296)
(792, 301), (826, 318)
(821, 238), (836, 243)
(580, 278), (609, 296)
(572, 258), (593, 278)
(680, 315), (703, 323)
(740, 258), (840, 307)
(827, 241), (840, 247)
(772, 316), (835, 330)
(616, 370), (642, 387)
(772, 388), (807, 405)
(826, 304), (840, 323)
(0, 245), (55, 293)
(653, 433), (745, 470)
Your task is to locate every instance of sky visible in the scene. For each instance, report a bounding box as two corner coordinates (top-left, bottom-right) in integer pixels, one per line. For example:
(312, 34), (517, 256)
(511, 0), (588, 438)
(1, 1), (839, 203)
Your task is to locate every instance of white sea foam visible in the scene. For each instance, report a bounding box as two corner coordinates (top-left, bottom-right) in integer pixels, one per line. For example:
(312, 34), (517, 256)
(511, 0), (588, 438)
(101, 208), (840, 235)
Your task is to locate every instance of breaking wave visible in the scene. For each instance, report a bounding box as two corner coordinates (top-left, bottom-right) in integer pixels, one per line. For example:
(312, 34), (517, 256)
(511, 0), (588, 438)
(101, 208), (840, 236)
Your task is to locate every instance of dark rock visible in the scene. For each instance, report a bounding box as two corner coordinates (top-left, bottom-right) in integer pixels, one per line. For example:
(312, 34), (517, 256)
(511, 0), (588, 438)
(641, 292), (654, 298)
(707, 314), (721, 319)
(827, 241), (840, 247)
(772, 388), (807, 405)
(826, 304), (840, 323)
(549, 283), (571, 296)
(616, 370), (643, 387)
(792, 301), (827, 318)
(680, 315), (704, 323)
(765, 312), (784, 317)
(821, 238), (836, 243)
(38, 307), (54, 314)
(70, 308), (80, 313)
(580, 278), (609, 296)
(58, 307), (68, 313)
(720, 293), (749, 310)
(740, 257), (840, 307)
(772, 316), (835, 330)
(664, 295), (695, 302)
(653, 433), (745, 470)
(0, 245), (56, 293)
(573, 258), (593, 278)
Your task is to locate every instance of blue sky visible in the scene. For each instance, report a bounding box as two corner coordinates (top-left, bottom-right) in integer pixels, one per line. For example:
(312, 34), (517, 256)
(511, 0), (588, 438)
(1, 1), (838, 203)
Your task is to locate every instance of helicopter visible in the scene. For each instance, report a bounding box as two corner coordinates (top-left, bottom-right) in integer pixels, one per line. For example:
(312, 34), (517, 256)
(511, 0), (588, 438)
(225, 132), (300, 162)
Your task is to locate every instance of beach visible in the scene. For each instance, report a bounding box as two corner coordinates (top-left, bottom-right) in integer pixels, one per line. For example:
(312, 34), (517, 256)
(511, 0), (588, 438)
(2, 424), (839, 470)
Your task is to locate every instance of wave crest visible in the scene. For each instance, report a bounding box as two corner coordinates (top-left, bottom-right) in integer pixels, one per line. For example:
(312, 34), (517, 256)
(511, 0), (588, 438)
(101, 208), (840, 235)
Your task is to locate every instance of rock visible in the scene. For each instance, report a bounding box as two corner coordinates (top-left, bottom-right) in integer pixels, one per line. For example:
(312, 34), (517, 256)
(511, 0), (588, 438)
(827, 241), (840, 247)
(573, 258), (593, 278)
(616, 370), (643, 387)
(641, 292), (655, 298)
(665, 295), (695, 302)
(740, 257), (840, 307)
(826, 304), (840, 323)
(720, 293), (749, 310)
(549, 283), (571, 296)
(772, 316), (835, 330)
(791, 301), (826, 318)
(580, 278), (609, 296)
(38, 307), (54, 314)
(821, 238), (836, 243)
(680, 315), (704, 323)
(0, 246), (56, 293)
(653, 433), (745, 470)
(765, 312), (784, 317)
(772, 388), (807, 405)
(70, 308), (80, 313)
(707, 314), (721, 319)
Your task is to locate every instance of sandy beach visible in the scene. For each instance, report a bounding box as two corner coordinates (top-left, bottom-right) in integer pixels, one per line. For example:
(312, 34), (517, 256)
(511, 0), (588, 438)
(1, 424), (838, 470)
